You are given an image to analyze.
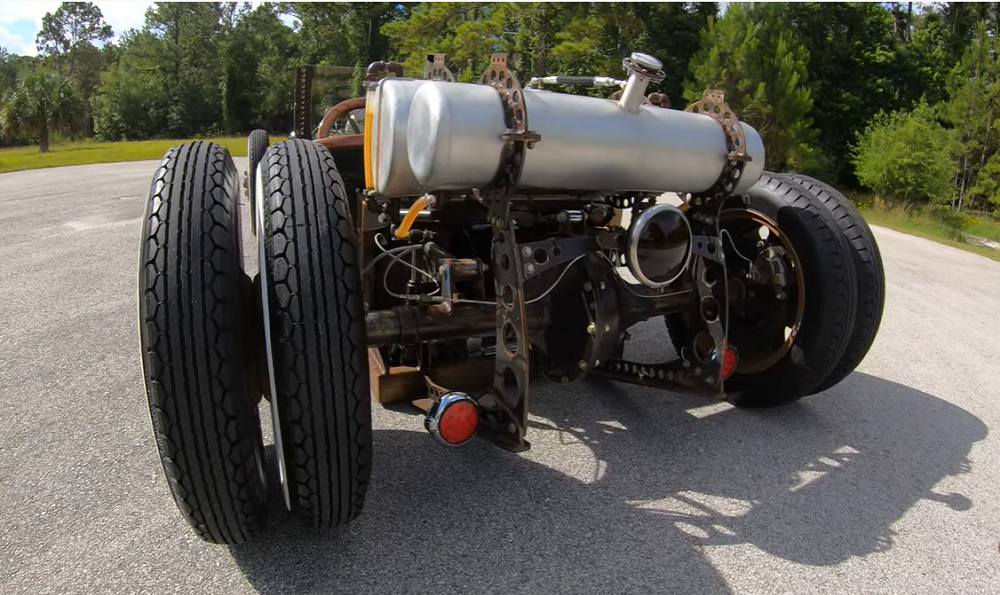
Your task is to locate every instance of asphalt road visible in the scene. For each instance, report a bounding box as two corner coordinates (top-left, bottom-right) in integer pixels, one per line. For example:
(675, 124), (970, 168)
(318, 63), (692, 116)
(1, 159), (998, 595)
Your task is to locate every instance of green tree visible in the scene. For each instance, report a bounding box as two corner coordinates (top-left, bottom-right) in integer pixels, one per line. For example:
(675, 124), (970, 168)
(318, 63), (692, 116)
(943, 20), (1000, 212)
(220, 3), (298, 133)
(773, 3), (902, 182)
(686, 3), (820, 172)
(852, 101), (957, 203)
(2, 70), (83, 152)
(382, 3), (509, 81)
(143, 2), (224, 136)
(36, 2), (113, 76)
(91, 30), (166, 140)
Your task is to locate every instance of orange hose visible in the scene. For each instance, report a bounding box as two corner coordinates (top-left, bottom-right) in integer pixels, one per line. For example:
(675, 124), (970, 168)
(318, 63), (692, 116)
(395, 196), (428, 239)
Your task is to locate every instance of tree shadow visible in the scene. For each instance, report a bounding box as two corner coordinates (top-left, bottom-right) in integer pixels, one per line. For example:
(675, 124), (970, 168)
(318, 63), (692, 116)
(230, 371), (985, 594)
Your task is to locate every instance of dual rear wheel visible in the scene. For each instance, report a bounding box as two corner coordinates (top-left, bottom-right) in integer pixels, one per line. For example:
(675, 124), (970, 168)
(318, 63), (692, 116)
(138, 139), (371, 544)
(667, 172), (885, 407)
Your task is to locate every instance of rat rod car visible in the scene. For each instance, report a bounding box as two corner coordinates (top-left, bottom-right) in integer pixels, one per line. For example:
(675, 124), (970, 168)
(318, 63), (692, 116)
(138, 52), (884, 544)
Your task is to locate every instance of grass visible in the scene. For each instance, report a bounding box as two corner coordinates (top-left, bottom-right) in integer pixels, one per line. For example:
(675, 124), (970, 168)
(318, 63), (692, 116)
(0, 137), (256, 174)
(854, 195), (1000, 263)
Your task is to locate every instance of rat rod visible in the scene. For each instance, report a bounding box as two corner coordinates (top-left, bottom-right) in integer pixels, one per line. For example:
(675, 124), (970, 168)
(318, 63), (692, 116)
(137, 52), (884, 544)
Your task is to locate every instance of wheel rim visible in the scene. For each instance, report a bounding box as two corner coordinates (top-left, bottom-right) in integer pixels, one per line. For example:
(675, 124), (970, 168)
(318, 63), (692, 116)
(719, 208), (806, 374)
(256, 165), (291, 510)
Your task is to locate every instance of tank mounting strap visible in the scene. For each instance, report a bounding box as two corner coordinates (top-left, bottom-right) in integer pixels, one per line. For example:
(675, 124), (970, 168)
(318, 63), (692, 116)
(686, 89), (750, 198)
(480, 54), (540, 146)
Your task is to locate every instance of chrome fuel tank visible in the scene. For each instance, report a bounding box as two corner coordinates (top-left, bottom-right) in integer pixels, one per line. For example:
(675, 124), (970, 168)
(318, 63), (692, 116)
(367, 78), (764, 197)
(366, 79), (434, 196)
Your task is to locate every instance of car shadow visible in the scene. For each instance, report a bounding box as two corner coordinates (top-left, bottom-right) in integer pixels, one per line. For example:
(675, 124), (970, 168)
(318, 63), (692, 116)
(229, 371), (985, 594)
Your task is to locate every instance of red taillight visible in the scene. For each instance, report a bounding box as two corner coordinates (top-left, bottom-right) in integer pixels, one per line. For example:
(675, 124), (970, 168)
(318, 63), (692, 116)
(721, 345), (738, 379)
(426, 393), (479, 446)
(439, 400), (478, 444)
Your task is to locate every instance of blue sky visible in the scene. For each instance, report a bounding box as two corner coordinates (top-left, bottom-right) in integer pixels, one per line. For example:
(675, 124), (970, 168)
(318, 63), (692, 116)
(0, 1), (298, 57)
(0, 2), (154, 56)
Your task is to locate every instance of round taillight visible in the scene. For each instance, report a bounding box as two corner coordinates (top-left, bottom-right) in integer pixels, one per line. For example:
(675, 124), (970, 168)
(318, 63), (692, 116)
(626, 204), (692, 288)
(425, 392), (480, 446)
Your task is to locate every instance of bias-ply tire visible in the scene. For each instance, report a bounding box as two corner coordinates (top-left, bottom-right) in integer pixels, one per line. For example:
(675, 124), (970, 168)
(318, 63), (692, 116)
(247, 129), (270, 235)
(667, 174), (858, 407)
(257, 139), (373, 528)
(138, 141), (267, 544)
(781, 173), (885, 394)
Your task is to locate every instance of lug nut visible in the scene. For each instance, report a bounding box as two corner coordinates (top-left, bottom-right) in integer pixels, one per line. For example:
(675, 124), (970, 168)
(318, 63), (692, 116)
(587, 323), (596, 336)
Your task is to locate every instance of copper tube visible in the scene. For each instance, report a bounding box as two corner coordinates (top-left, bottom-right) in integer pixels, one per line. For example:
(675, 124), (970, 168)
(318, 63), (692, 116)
(317, 96), (366, 139)
(366, 60), (405, 80)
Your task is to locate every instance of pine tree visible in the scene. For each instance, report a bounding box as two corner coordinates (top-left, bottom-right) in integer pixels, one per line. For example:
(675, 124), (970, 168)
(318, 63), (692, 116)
(686, 3), (820, 173)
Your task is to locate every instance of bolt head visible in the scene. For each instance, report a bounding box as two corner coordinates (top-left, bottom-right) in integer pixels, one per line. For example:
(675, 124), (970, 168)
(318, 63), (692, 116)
(599, 281), (606, 290)
(578, 360), (588, 370)
(604, 324), (611, 332)
(583, 282), (592, 292)
(587, 322), (596, 336)
(522, 246), (533, 257)
(525, 263), (536, 275)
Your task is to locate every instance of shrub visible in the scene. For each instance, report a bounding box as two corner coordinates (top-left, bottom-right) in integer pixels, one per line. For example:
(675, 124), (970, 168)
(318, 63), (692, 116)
(852, 101), (958, 204)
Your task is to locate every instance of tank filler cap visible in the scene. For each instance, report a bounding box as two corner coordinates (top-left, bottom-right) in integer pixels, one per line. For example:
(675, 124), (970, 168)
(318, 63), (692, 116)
(619, 52), (666, 111)
(629, 52), (663, 73)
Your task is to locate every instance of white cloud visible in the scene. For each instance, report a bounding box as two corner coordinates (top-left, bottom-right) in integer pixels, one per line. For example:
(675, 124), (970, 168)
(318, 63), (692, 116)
(0, 23), (30, 55)
(97, 1), (154, 40)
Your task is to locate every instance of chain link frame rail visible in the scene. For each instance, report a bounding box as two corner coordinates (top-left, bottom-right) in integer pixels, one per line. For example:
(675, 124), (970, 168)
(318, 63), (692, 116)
(474, 54), (540, 452)
(594, 257), (725, 396)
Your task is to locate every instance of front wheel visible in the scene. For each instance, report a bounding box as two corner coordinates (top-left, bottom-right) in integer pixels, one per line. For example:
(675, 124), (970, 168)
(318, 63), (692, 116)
(138, 141), (267, 544)
(256, 139), (373, 528)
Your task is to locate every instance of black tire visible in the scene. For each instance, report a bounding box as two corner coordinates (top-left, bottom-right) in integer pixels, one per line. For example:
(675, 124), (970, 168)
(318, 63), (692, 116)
(667, 174), (858, 407)
(138, 141), (267, 544)
(781, 173), (885, 393)
(257, 139), (372, 528)
(247, 129), (270, 235)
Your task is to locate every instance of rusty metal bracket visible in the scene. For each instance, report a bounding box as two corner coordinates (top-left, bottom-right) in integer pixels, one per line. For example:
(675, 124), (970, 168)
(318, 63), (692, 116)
(423, 54), (455, 82)
(685, 90), (750, 199)
(480, 54), (541, 146)
(293, 65), (315, 140)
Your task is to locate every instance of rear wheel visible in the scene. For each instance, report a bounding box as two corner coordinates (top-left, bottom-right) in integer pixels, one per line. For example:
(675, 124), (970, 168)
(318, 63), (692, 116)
(138, 141), (267, 544)
(781, 173), (885, 393)
(667, 174), (858, 407)
(257, 139), (373, 528)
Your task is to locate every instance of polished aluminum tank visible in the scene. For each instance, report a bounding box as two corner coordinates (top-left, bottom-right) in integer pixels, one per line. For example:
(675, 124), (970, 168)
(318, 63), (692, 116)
(367, 78), (765, 197)
(366, 79), (433, 197)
